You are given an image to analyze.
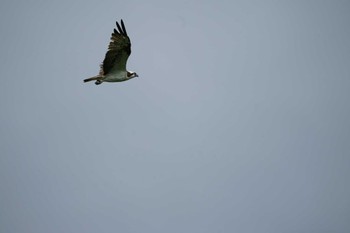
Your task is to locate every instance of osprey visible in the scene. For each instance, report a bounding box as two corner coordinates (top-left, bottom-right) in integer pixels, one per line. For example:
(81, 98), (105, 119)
(84, 19), (138, 85)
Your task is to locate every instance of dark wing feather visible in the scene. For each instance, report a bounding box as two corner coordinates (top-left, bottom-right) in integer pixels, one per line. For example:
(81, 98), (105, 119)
(100, 19), (131, 75)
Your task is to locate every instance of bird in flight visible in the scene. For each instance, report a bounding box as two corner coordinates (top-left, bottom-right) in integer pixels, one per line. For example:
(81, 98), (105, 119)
(84, 19), (138, 85)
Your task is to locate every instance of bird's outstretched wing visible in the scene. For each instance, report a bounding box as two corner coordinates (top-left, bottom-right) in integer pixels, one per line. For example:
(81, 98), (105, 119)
(99, 19), (131, 75)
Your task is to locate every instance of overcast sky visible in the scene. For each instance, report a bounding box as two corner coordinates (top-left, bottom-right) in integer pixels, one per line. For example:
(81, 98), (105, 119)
(1, 0), (350, 232)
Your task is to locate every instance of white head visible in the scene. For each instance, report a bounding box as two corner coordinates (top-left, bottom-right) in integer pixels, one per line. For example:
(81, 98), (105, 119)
(127, 71), (139, 79)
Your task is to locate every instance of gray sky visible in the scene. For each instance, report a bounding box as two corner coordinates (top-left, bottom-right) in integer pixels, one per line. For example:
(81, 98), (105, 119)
(1, 0), (350, 232)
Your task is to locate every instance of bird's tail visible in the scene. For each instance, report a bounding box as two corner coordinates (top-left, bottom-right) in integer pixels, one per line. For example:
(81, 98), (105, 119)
(84, 75), (103, 85)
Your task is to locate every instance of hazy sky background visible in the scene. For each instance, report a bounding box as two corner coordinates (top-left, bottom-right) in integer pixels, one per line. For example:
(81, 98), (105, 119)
(1, 0), (349, 232)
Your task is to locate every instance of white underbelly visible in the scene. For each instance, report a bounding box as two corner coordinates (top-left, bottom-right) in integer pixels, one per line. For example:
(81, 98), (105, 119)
(104, 71), (127, 82)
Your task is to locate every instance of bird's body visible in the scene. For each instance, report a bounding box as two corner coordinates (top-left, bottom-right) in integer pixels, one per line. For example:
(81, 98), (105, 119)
(84, 70), (131, 84)
(103, 70), (128, 82)
(84, 19), (138, 85)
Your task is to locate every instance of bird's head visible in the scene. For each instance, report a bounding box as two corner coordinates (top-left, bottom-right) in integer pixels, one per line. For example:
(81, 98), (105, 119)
(127, 71), (139, 79)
